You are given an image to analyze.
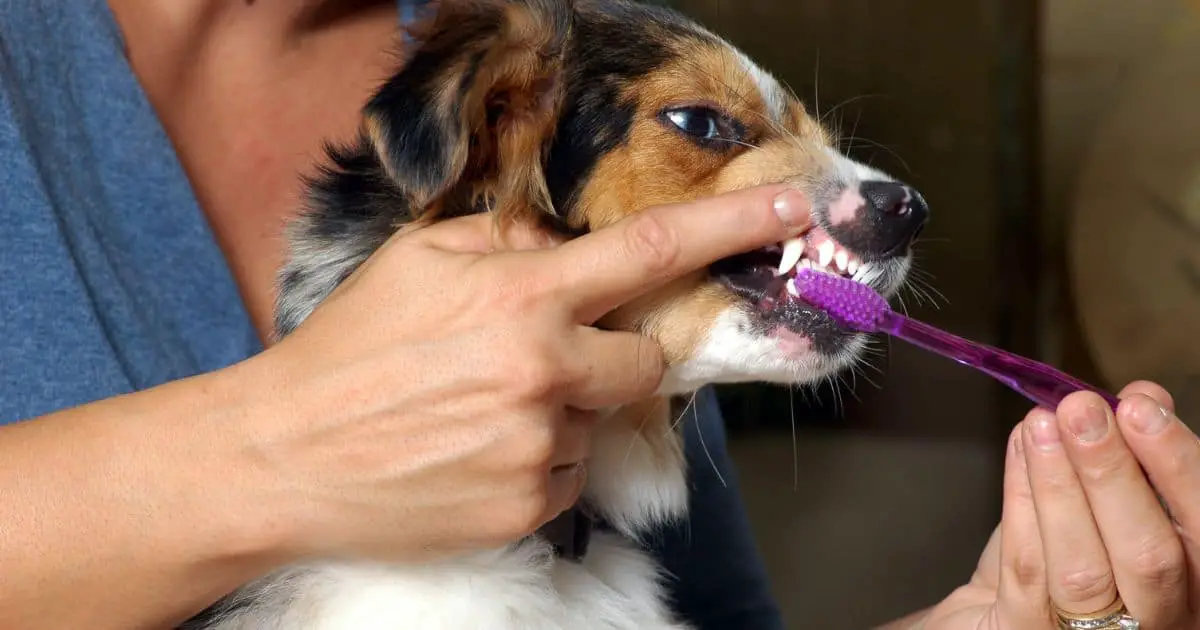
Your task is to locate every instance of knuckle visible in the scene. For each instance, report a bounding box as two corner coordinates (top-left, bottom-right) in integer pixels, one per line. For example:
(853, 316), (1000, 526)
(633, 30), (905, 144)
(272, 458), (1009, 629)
(1055, 565), (1115, 603)
(623, 213), (680, 277)
(1007, 550), (1046, 589)
(1075, 452), (1127, 485)
(484, 476), (549, 540)
(1040, 470), (1080, 496)
(509, 346), (566, 399)
(508, 489), (550, 535)
(1130, 538), (1185, 588)
(1157, 446), (1197, 481)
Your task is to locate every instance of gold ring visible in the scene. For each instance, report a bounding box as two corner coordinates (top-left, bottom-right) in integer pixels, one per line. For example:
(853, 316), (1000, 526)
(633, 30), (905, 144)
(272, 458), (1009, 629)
(1053, 597), (1140, 629)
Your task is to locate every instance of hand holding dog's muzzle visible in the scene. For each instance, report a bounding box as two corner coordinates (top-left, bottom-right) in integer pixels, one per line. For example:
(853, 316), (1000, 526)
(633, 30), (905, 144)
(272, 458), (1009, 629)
(240, 184), (808, 564)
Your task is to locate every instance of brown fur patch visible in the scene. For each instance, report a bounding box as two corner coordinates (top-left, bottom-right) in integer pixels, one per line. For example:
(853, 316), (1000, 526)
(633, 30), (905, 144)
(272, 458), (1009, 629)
(365, 0), (570, 227)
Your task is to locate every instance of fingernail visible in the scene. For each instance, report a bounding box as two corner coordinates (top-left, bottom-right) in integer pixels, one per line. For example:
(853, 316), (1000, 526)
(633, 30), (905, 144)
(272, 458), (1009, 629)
(1124, 395), (1172, 435)
(773, 189), (809, 227)
(1028, 413), (1060, 450)
(1067, 401), (1110, 443)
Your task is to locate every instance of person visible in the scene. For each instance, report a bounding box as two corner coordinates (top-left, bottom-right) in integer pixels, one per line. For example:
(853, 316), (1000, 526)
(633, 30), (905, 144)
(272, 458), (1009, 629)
(0, 2), (1192, 630)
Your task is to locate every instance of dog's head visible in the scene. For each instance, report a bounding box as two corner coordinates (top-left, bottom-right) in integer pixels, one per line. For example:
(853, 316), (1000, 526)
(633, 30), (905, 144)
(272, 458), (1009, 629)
(281, 0), (927, 396)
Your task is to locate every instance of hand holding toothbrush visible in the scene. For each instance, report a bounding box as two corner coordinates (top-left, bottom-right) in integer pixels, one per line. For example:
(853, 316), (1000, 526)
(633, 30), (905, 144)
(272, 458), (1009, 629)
(793, 270), (1195, 629)
(884, 382), (1195, 630)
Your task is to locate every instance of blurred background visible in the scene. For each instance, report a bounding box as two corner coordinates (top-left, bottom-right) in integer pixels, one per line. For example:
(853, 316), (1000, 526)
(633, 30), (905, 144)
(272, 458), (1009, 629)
(644, 0), (1200, 627)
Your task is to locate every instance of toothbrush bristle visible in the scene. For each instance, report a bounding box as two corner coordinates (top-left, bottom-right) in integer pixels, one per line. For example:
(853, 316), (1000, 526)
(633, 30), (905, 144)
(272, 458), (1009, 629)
(793, 268), (890, 332)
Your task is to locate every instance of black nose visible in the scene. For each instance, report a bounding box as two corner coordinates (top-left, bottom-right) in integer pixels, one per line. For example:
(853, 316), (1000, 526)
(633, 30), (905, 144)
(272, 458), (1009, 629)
(860, 181), (928, 256)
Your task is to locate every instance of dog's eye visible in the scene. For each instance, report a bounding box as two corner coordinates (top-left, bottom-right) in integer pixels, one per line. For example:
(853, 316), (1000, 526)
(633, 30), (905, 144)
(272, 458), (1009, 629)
(659, 106), (746, 148)
(664, 107), (723, 140)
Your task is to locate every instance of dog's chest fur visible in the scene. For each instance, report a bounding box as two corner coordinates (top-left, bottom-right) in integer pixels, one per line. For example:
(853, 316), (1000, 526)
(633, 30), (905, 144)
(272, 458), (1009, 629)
(188, 533), (684, 630)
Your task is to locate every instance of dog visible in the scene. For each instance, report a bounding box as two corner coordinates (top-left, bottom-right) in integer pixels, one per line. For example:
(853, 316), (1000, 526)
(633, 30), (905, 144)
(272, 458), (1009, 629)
(185, 0), (928, 627)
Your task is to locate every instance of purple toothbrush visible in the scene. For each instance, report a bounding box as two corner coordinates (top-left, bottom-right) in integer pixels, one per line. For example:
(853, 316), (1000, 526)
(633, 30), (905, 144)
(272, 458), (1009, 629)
(792, 268), (1121, 412)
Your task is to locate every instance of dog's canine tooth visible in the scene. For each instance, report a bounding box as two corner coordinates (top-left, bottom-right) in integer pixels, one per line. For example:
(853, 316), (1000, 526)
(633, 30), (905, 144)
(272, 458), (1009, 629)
(847, 259), (860, 276)
(778, 237), (805, 275)
(834, 249), (849, 272)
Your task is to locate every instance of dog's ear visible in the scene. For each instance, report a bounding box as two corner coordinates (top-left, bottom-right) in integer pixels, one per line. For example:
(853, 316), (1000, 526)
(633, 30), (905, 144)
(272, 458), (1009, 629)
(364, 0), (573, 226)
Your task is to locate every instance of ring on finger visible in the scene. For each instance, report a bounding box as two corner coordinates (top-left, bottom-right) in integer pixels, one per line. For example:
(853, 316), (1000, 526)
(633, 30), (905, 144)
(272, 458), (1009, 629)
(1053, 596), (1141, 629)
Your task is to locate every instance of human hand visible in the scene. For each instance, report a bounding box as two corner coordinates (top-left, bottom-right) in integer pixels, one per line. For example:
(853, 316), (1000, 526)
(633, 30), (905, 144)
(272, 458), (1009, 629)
(915, 381), (1195, 630)
(226, 184), (809, 564)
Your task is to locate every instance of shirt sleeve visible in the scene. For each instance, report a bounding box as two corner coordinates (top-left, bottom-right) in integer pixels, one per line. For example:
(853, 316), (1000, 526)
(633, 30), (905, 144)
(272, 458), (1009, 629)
(652, 386), (786, 630)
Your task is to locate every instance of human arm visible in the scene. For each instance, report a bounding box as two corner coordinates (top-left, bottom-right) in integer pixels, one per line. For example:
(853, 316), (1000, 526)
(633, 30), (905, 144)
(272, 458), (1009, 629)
(0, 185), (810, 629)
(0, 362), (296, 630)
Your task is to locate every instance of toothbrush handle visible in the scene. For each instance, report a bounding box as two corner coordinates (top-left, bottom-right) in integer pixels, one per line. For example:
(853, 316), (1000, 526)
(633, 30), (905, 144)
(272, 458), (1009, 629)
(882, 312), (1122, 412)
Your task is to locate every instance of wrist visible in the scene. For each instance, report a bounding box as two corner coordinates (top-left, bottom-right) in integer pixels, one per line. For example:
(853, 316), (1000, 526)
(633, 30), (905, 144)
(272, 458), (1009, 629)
(193, 352), (315, 569)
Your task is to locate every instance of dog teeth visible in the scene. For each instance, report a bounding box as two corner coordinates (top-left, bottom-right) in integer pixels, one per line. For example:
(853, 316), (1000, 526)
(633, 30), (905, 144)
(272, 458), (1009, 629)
(785, 277), (799, 296)
(777, 237), (806, 276)
(847, 259), (860, 276)
(817, 241), (835, 268)
(834, 250), (849, 272)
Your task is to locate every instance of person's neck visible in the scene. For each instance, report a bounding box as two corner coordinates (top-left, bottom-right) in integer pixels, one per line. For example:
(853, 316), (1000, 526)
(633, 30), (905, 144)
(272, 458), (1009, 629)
(106, 0), (395, 91)
(105, 0), (401, 344)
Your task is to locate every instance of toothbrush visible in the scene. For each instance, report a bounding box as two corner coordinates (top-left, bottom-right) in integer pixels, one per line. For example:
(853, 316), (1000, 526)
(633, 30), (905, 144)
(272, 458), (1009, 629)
(791, 268), (1121, 412)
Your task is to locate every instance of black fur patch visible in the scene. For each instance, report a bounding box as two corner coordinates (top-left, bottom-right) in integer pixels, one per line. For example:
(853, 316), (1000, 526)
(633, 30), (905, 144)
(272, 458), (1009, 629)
(304, 141), (414, 242)
(546, 3), (715, 221)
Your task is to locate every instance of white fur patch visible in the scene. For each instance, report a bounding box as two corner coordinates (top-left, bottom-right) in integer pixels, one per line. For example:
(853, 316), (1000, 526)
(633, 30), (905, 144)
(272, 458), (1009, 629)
(583, 416), (689, 538)
(198, 534), (688, 630)
(823, 146), (894, 185)
(658, 307), (867, 396)
(732, 49), (786, 122)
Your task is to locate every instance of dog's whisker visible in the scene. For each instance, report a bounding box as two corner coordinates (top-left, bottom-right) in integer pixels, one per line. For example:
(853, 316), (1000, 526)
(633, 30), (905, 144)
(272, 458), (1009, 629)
(706, 137), (762, 151)
(692, 402), (727, 489)
(623, 397), (666, 469)
(788, 385), (799, 492)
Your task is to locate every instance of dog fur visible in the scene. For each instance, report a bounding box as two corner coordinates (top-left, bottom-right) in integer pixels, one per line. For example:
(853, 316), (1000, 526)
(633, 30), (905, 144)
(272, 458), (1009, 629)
(184, 0), (928, 628)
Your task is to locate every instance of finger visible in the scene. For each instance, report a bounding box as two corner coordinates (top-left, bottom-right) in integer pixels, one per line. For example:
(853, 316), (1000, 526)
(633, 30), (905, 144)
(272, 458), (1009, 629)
(543, 185), (809, 323)
(551, 408), (599, 468)
(1118, 380), (1176, 415)
(1113, 392), (1200, 607)
(562, 328), (666, 410)
(542, 462), (587, 523)
(1056, 391), (1187, 627)
(997, 422), (1053, 627)
(1022, 408), (1119, 616)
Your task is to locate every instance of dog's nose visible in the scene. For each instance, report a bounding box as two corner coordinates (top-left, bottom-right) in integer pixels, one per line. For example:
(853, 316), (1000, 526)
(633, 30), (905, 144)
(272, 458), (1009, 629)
(861, 181), (928, 255)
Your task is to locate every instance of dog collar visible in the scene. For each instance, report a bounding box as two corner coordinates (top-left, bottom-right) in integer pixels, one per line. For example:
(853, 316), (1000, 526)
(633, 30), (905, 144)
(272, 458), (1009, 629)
(538, 505), (594, 562)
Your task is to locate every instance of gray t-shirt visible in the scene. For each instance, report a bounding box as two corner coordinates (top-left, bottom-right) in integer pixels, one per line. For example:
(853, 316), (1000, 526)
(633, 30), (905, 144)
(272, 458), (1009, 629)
(0, 1), (785, 627)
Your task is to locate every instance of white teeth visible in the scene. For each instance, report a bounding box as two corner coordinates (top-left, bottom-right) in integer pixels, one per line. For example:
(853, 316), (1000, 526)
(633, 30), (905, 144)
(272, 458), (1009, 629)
(777, 237), (805, 276)
(834, 249), (849, 272)
(800, 258), (813, 269)
(847, 259), (860, 277)
(786, 277), (799, 296)
(817, 241), (835, 268)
